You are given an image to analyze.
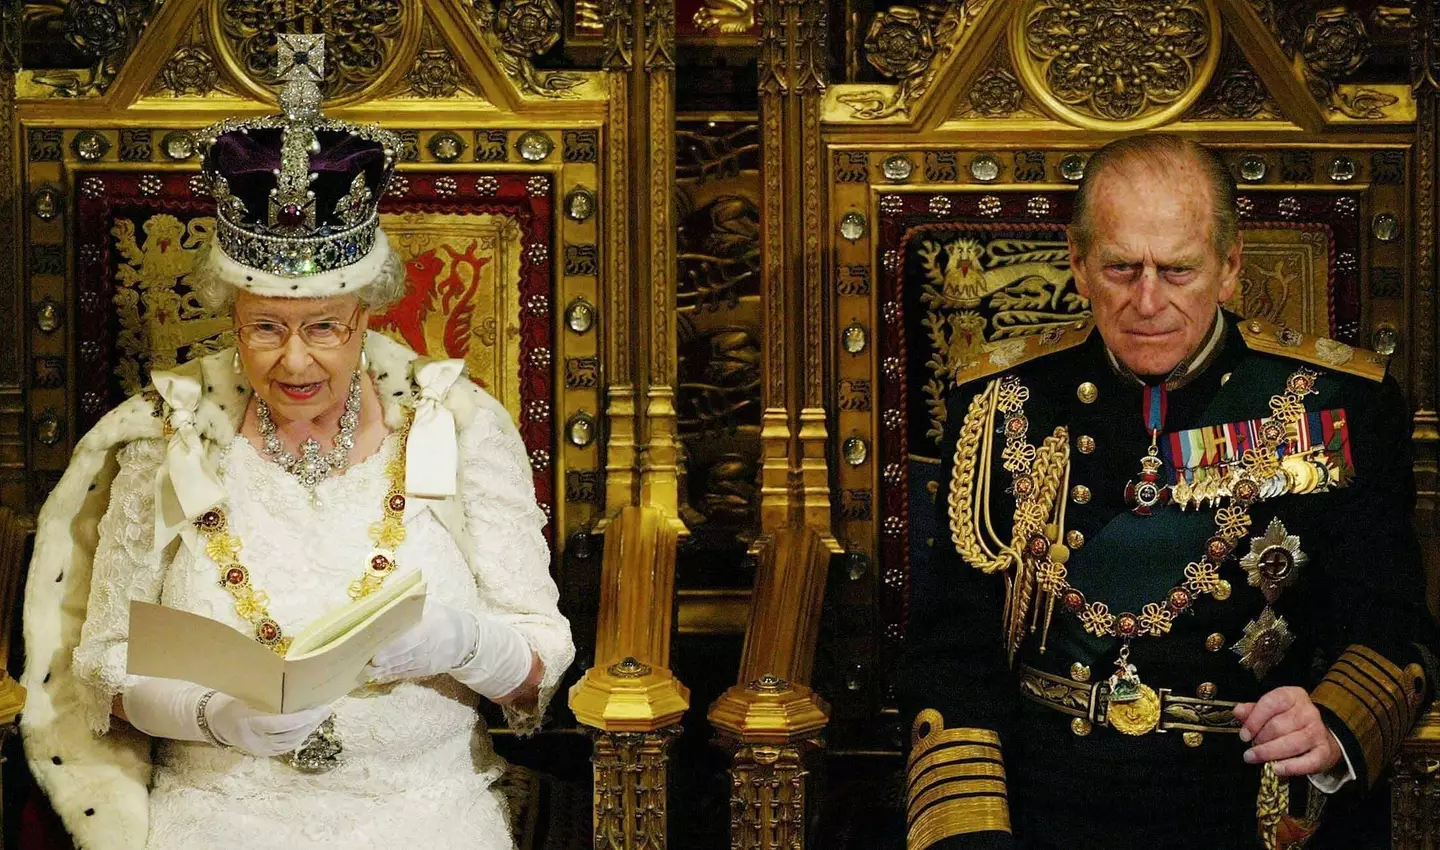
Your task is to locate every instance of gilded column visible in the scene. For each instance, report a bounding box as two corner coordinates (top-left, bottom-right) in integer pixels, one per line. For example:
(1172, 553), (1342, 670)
(709, 526), (832, 849)
(570, 506), (690, 849)
(712, 678), (825, 850)
(592, 723), (684, 850)
(756, 0), (793, 534)
(636, 0), (684, 529)
(794, 0), (836, 549)
(0, 1), (21, 512)
(755, 0), (838, 549)
(602, 0), (640, 514)
(1392, 708), (1440, 849)
(1412, 0), (1440, 582)
(1395, 9), (1440, 847)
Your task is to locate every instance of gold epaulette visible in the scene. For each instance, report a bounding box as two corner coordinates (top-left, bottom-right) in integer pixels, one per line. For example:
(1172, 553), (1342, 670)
(906, 709), (1011, 849)
(1239, 318), (1388, 382)
(951, 319), (1095, 388)
(1311, 645), (1427, 788)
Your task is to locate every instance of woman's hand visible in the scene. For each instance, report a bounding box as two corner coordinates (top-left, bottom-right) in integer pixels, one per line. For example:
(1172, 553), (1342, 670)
(202, 694), (333, 757)
(122, 678), (333, 758)
(366, 601), (535, 701)
(364, 601), (481, 684)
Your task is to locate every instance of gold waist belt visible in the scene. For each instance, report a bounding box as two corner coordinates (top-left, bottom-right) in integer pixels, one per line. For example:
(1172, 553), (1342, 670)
(1018, 664), (1242, 737)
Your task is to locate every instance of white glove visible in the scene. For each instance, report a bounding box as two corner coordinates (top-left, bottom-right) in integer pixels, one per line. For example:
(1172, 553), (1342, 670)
(364, 600), (533, 699)
(122, 677), (333, 758)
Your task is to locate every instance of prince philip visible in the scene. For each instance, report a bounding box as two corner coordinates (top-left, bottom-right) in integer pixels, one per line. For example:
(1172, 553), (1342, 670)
(899, 135), (1439, 849)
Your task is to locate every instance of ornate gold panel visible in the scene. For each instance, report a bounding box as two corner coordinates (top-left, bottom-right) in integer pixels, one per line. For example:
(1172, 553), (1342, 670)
(1009, 0), (1222, 130)
(110, 212), (229, 395)
(207, 0), (423, 106)
(570, 0), (758, 46)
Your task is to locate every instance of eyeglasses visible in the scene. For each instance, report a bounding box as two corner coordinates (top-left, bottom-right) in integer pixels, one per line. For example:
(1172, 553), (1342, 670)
(235, 306), (361, 352)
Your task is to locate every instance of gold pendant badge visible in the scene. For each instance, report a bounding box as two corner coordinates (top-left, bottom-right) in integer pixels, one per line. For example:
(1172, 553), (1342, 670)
(1104, 644), (1162, 736)
(1107, 684), (1162, 736)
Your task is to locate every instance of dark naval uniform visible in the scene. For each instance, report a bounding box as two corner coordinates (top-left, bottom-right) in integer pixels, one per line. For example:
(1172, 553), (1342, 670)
(898, 311), (1439, 850)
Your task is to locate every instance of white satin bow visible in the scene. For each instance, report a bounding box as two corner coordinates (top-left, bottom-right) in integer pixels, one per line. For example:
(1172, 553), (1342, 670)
(406, 359), (465, 499)
(151, 371), (226, 551)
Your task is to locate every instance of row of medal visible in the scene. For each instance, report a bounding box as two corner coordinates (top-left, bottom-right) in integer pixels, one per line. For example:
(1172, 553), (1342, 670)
(1171, 449), (1340, 511)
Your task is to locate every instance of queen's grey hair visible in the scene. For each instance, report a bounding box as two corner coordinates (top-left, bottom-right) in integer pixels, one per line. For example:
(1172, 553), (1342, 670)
(191, 243), (408, 316)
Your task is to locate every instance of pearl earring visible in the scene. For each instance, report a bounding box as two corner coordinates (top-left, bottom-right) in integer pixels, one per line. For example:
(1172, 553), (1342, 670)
(360, 350), (369, 372)
(232, 351), (242, 373)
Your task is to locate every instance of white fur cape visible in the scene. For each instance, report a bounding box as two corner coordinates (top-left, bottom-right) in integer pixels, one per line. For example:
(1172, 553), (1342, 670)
(19, 333), (562, 849)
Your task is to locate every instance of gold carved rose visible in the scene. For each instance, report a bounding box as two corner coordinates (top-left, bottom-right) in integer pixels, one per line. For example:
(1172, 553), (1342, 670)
(1011, 0), (1221, 129)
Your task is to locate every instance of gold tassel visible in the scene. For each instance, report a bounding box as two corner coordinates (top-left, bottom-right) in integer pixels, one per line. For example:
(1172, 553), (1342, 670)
(1257, 762), (1287, 850)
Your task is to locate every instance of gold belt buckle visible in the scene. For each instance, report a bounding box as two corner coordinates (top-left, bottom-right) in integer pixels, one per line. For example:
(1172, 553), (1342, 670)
(1091, 680), (1163, 736)
(1021, 665), (1241, 737)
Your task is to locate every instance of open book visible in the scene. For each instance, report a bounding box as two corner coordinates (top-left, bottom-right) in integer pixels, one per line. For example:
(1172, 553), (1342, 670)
(127, 570), (426, 714)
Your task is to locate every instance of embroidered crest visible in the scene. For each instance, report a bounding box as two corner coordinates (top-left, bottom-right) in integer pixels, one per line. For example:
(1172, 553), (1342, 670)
(1313, 337), (1355, 367)
(986, 338), (1027, 369)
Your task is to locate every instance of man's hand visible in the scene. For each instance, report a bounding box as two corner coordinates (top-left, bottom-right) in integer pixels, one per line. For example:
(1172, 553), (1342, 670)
(1233, 686), (1341, 777)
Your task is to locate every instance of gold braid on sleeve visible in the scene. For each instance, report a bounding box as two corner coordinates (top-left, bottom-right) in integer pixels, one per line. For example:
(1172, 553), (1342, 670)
(907, 709), (1011, 849)
(1311, 645), (1428, 788)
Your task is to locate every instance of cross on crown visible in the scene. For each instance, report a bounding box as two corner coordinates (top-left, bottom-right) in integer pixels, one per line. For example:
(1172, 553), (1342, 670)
(276, 33), (325, 83)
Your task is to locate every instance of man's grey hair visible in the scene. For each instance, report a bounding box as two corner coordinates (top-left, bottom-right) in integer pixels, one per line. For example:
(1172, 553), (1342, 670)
(1069, 134), (1239, 257)
(191, 246), (408, 316)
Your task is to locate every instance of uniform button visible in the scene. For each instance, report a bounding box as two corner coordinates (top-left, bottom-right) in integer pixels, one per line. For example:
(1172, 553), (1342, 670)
(1071, 717), (1092, 737)
(1071, 484), (1092, 504)
(1248, 320), (1262, 333)
(1197, 682), (1217, 700)
(1070, 662), (1091, 682)
(1220, 372), (1232, 386)
(1182, 732), (1204, 748)
(1077, 435), (1096, 454)
(1077, 382), (1098, 404)
(1213, 580), (1232, 601)
(1066, 529), (1085, 549)
(1206, 633), (1225, 652)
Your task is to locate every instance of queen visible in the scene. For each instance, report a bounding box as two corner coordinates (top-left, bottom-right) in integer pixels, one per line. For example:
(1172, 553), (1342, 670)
(19, 36), (573, 850)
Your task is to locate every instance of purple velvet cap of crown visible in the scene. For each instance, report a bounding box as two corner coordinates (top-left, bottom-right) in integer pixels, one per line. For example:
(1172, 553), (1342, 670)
(204, 128), (387, 232)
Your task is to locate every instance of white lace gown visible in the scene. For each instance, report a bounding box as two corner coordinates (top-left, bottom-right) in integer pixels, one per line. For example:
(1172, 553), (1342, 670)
(71, 424), (548, 849)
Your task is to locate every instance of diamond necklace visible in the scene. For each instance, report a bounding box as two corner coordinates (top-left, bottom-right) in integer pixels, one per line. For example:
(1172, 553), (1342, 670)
(256, 371), (363, 490)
